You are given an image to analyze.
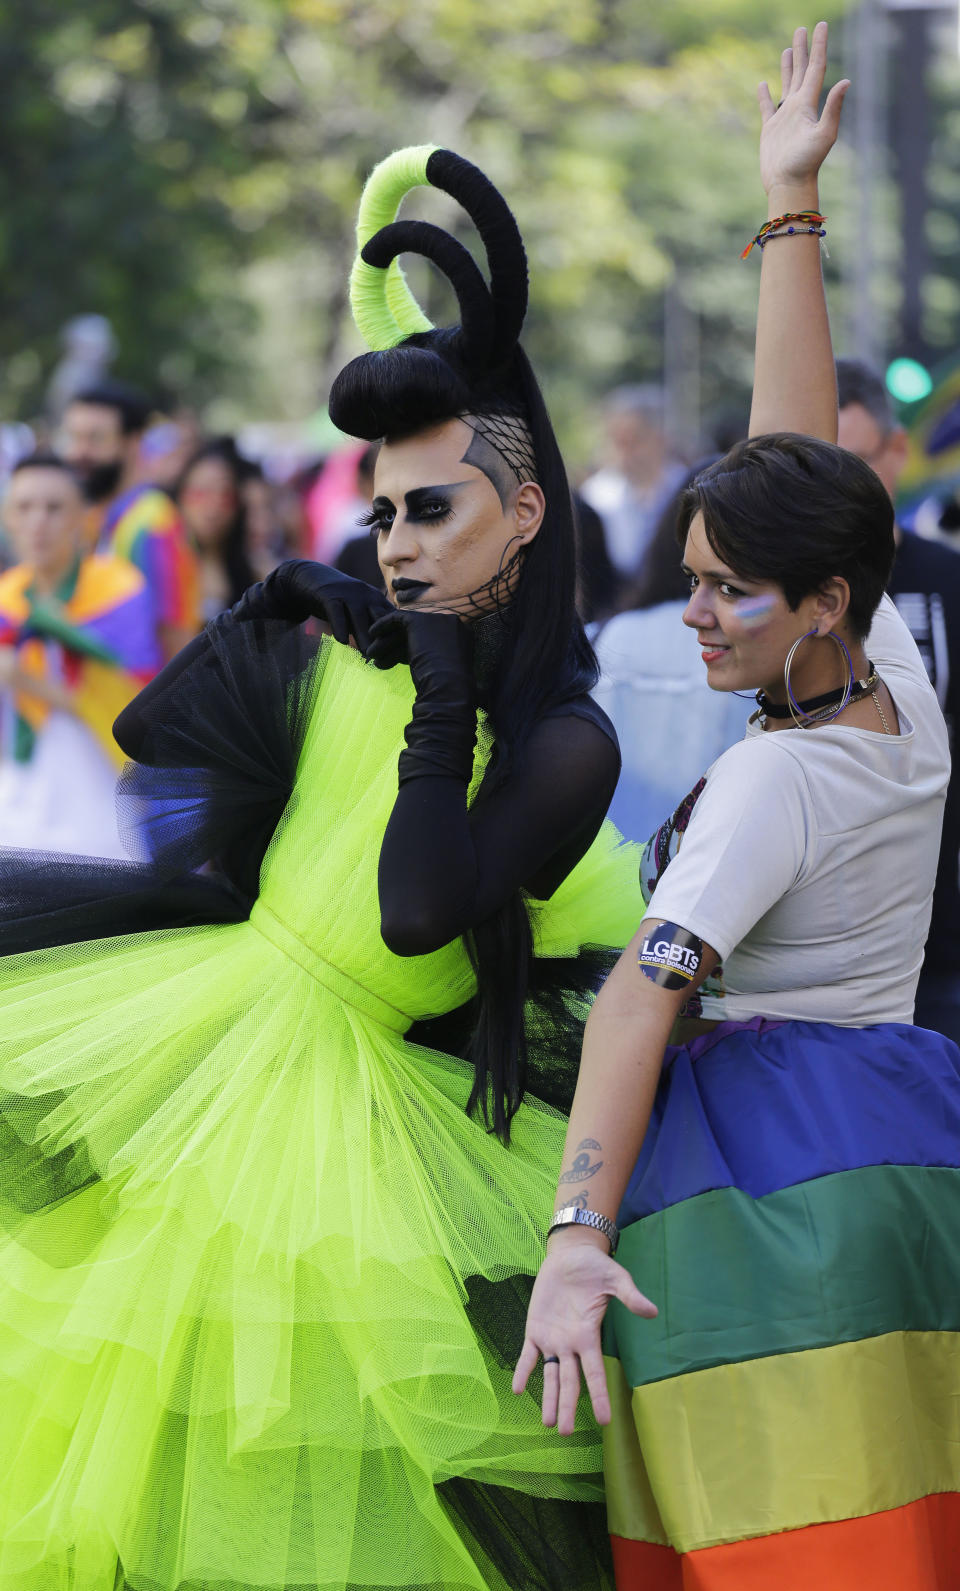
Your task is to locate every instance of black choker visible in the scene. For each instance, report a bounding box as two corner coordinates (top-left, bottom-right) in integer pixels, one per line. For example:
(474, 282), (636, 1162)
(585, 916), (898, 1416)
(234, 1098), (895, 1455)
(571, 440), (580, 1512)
(471, 605), (513, 702)
(755, 663), (879, 722)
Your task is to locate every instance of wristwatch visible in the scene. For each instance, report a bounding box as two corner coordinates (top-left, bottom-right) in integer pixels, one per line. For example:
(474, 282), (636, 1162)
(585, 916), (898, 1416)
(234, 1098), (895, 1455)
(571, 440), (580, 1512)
(547, 1206), (619, 1255)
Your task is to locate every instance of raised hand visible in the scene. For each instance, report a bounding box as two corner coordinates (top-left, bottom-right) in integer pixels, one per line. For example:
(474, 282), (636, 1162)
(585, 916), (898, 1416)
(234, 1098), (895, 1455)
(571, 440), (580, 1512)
(758, 21), (850, 199)
(512, 1237), (657, 1436)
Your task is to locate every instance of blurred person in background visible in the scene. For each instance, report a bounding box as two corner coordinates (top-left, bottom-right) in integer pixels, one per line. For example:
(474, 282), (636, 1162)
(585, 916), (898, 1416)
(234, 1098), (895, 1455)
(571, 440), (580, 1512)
(174, 438), (257, 619)
(241, 462), (288, 581)
(0, 425), (37, 569)
(0, 453), (159, 856)
(61, 379), (200, 660)
(591, 462), (752, 843)
(575, 493), (620, 623)
(838, 356), (960, 1041)
(137, 407), (205, 493)
(580, 383), (687, 599)
(305, 438), (374, 565)
(332, 443), (383, 586)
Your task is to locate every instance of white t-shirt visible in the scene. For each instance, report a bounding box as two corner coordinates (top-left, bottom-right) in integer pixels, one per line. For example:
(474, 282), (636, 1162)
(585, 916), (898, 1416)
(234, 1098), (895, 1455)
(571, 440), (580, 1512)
(645, 597), (950, 1025)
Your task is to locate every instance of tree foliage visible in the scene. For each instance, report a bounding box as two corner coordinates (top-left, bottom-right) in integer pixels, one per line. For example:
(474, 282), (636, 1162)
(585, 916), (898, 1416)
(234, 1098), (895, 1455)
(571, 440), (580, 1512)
(4, 0), (950, 460)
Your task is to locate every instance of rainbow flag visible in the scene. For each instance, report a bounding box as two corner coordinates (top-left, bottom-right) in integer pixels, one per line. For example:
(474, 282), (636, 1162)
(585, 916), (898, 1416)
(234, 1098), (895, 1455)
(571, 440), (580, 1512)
(100, 483), (199, 635)
(603, 1017), (960, 1589)
(0, 556), (160, 768)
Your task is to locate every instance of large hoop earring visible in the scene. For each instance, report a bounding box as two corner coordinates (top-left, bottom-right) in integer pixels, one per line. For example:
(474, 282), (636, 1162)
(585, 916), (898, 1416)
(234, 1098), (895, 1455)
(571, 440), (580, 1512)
(784, 628), (855, 728)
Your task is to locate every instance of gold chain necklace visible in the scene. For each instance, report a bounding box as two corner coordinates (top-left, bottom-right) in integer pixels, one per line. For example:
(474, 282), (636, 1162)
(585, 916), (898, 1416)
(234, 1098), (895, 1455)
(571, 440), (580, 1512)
(872, 688), (892, 735)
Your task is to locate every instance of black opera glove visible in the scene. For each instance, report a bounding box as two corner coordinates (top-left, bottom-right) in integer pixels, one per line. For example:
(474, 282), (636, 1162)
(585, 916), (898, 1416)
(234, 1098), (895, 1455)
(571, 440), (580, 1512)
(231, 560), (392, 652)
(366, 610), (478, 785)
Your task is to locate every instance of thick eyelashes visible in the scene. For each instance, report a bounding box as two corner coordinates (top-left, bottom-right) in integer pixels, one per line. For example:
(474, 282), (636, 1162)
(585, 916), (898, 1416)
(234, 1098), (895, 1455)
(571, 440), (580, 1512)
(359, 500), (455, 537)
(357, 505), (389, 538)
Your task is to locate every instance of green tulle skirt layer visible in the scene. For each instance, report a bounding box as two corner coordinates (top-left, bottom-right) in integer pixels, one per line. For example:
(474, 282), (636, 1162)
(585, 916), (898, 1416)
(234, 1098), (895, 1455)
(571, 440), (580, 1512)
(0, 643), (643, 1591)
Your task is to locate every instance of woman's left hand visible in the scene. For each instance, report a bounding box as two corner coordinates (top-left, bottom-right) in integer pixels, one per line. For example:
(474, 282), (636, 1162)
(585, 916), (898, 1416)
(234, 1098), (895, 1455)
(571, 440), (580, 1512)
(513, 1235), (657, 1436)
(758, 21), (850, 198)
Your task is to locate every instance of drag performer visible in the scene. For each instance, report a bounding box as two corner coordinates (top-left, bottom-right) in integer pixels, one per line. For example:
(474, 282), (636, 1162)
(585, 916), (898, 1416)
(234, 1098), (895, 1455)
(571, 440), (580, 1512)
(0, 152), (644, 1591)
(516, 26), (960, 1588)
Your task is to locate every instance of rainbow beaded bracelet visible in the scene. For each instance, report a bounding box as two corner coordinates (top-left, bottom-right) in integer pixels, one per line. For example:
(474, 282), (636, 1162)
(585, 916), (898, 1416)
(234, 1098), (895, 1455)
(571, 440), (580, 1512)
(741, 211), (826, 259)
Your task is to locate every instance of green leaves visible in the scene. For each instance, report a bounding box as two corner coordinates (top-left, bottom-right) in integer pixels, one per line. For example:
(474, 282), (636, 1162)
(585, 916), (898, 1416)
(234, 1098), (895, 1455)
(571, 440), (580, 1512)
(2, 0), (860, 443)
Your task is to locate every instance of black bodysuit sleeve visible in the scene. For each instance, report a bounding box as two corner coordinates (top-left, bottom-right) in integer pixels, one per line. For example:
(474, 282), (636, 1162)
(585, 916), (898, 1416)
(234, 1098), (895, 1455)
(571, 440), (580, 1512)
(114, 630), (212, 760)
(378, 704), (621, 956)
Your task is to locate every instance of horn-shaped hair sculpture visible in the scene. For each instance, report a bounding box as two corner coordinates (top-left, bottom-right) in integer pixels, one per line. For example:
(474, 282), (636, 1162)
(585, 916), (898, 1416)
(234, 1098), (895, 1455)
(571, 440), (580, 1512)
(347, 145), (528, 367)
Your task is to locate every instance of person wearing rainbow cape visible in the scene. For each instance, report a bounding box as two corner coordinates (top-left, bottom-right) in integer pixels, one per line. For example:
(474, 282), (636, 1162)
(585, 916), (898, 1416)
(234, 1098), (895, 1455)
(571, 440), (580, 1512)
(516, 26), (960, 1590)
(0, 451), (159, 856)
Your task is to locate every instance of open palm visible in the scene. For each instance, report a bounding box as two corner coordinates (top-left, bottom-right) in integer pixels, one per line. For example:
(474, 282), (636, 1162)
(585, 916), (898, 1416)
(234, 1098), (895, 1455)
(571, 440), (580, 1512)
(759, 22), (850, 196)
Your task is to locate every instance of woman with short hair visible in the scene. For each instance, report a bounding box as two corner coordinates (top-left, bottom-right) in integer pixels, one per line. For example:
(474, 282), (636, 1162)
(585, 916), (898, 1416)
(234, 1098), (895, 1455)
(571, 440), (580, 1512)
(516, 26), (960, 1590)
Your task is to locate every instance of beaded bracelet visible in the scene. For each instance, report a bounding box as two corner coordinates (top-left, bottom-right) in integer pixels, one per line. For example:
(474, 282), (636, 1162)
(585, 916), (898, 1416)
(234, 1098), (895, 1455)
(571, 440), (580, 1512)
(760, 224), (826, 247)
(741, 211), (826, 259)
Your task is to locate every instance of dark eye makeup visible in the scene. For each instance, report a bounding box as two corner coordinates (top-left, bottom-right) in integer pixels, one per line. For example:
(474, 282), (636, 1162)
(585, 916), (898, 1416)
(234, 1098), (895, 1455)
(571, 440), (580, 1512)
(359, 486), (460, 537)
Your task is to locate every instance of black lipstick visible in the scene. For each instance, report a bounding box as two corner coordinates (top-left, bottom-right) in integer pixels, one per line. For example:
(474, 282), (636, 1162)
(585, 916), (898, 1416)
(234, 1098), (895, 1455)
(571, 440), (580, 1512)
(392, 578), (431, 606)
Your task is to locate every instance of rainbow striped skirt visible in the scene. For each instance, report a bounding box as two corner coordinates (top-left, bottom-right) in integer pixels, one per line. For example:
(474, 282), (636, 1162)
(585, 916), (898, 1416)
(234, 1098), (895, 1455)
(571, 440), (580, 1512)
(602, 1017), (960, 1589)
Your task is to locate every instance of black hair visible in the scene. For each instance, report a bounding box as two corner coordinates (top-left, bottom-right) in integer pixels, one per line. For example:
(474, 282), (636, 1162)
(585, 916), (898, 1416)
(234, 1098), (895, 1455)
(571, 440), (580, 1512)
(70, 380), (153, 436)
(836, 358), (899, 434)
(9, 450), (80, 484)
(175, 437), (257, 606)
(676, 433), (895, 640)
(330, 149), (597, 1140)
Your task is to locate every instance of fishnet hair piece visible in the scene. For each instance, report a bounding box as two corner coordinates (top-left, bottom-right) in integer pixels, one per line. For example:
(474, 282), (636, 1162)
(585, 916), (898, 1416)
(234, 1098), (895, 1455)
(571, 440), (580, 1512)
(431, 540), (527, 621)
(463, 410), (539, 486)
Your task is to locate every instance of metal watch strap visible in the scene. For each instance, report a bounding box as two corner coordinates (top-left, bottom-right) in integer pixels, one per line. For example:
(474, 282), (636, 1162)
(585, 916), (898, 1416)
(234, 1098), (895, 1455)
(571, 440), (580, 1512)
(547, 1205), (619, 1255)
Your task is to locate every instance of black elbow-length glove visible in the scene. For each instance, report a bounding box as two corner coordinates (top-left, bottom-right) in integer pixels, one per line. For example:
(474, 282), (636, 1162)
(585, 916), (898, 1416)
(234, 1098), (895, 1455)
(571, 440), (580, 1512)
(233, 560), (392, 651)
(366, 610), (478, 785)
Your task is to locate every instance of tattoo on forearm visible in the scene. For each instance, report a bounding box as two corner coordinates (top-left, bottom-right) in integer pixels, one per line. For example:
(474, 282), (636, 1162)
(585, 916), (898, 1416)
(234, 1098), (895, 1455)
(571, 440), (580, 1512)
(558, 1193), (589, 1211)
(558, 1138), (604, 1185)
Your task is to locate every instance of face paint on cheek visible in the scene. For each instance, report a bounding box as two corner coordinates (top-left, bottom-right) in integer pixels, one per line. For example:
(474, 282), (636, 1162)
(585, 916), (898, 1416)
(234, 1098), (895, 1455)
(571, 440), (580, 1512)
(733, 594), (778, 629)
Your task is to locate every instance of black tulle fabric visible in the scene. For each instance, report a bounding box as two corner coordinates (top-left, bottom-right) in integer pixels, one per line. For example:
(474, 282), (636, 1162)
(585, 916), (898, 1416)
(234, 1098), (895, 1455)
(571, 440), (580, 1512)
(0, 617), (319, 952)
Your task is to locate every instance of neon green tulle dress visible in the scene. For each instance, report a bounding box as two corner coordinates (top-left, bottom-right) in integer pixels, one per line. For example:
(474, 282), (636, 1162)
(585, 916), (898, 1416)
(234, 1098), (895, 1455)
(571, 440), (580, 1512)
(0, 632), (642, 1591)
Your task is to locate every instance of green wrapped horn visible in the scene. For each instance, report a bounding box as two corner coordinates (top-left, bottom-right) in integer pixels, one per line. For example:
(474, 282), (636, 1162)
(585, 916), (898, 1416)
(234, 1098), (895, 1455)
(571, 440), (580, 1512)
(349, 145), (439, 350)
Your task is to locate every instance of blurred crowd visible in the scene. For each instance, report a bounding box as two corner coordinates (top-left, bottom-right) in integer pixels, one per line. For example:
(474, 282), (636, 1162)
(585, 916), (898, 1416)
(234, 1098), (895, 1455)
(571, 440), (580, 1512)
(2, 322), (960, 1036)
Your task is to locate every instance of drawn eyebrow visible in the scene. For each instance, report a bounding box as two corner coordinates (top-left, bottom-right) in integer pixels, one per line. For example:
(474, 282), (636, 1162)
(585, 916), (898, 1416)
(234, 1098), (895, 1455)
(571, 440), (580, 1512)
(404, 481), (472, 509)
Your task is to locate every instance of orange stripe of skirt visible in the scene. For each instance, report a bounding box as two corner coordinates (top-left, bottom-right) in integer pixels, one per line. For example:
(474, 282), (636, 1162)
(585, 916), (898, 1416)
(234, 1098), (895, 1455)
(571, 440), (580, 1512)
(611, 1491), (960, 1591)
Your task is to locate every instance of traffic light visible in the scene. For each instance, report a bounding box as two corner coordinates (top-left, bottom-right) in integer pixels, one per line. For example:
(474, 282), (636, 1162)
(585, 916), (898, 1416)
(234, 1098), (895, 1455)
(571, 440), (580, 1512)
(885, 357), (933, 405)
